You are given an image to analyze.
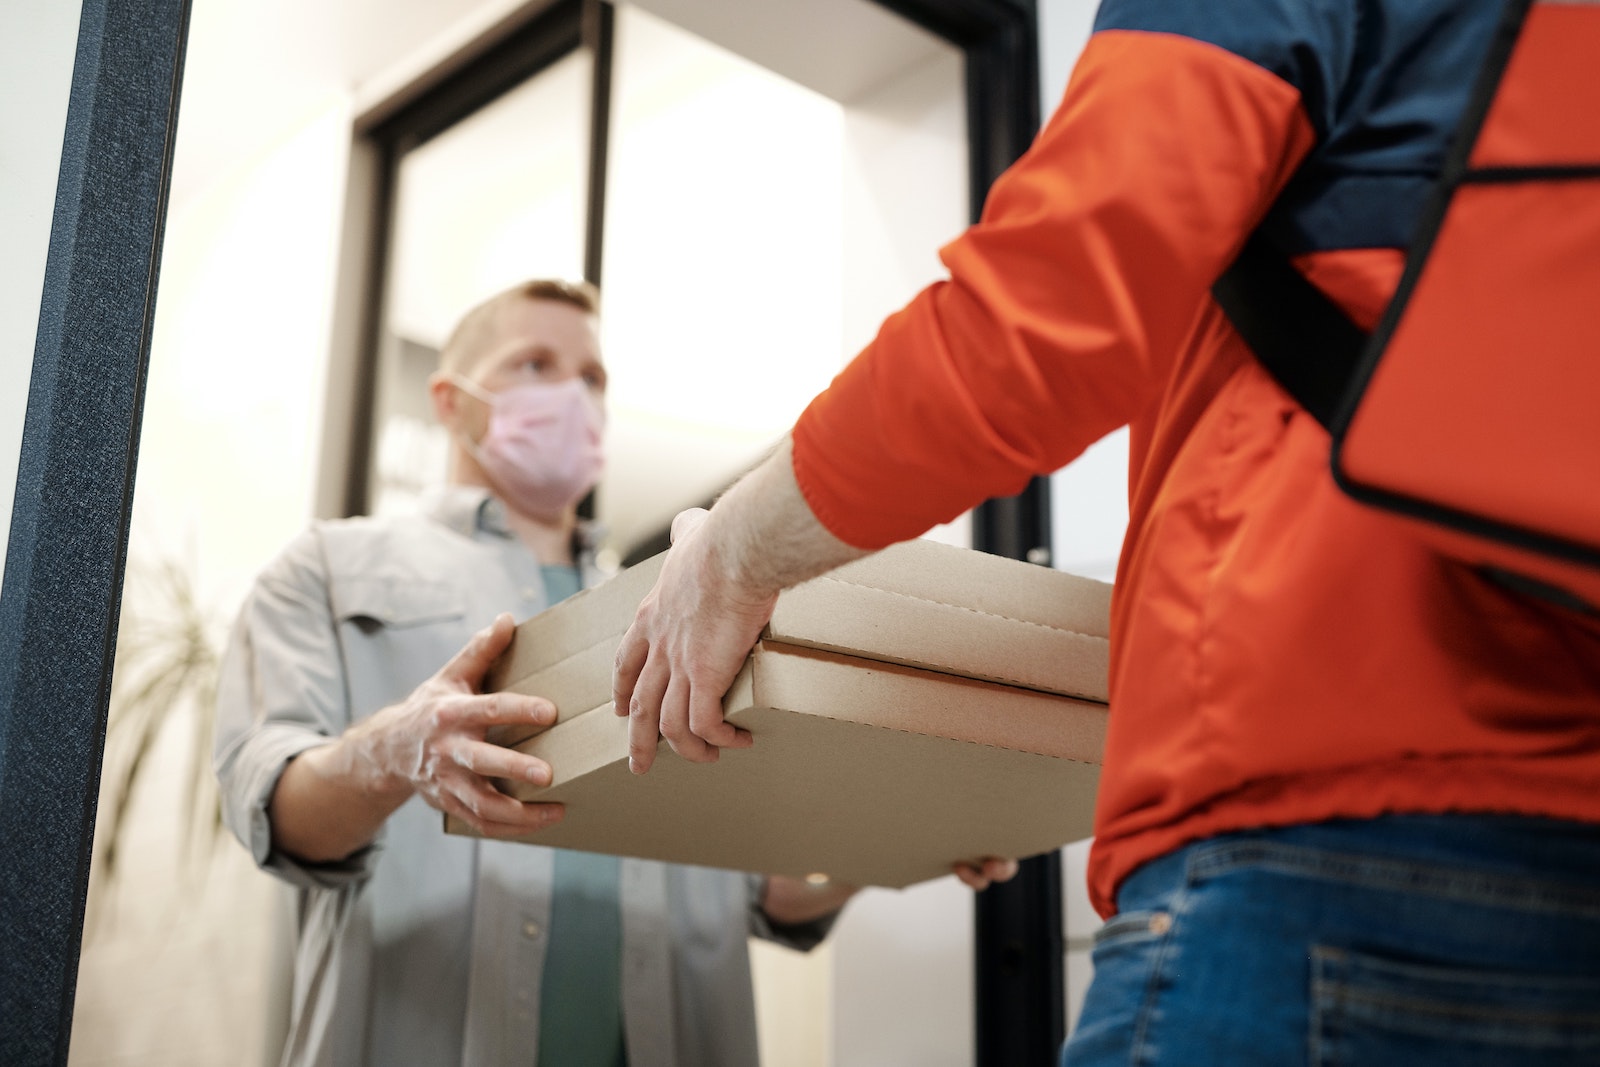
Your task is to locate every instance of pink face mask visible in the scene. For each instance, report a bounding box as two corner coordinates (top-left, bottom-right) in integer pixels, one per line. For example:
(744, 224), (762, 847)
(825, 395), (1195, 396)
(451, 375), (605, 520)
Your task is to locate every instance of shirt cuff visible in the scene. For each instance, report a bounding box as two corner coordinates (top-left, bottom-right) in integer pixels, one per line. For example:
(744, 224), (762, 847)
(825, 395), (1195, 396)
(746, 873), (841, 952)
(221, 723), (381, 892)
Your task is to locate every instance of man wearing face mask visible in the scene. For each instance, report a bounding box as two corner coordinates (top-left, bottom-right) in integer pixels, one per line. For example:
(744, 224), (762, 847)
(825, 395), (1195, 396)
(214, 280), (998, 1067)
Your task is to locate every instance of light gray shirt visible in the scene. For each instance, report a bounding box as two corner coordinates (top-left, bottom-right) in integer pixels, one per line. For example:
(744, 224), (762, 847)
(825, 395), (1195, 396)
(214, 487), (829, 1067)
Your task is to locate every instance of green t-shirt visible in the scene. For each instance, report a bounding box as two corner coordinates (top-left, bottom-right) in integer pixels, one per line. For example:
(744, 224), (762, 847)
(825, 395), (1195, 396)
(535, 564), (626, 1067)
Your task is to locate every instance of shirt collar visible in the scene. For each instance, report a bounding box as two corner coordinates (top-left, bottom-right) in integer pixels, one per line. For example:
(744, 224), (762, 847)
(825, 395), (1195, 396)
(419, 484), (607, 553)
(419, 484), (501, 538)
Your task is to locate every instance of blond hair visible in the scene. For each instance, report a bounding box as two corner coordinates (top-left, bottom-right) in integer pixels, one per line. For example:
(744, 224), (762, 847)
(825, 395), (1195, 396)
(439, 278), (600, 375)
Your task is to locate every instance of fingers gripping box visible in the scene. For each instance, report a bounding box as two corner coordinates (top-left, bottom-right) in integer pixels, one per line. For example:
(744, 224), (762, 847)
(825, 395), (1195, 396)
(447, 538), (1110, 889)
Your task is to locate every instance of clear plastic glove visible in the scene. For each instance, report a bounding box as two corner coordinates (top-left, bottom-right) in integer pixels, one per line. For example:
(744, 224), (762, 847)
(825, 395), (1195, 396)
(349, 612), (567, 837)
(273, 613), (568, 862)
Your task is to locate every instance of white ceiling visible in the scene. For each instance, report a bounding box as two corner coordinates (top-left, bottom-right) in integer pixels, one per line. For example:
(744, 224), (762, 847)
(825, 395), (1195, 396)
(171, 0), (541, 209)
(629, 0), (950, 104)
(170, 0), (949, 213)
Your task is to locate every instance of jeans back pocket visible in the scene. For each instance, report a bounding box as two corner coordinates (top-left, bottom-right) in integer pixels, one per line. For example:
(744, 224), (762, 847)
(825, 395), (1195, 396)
(1311, 944), (1600, 1066)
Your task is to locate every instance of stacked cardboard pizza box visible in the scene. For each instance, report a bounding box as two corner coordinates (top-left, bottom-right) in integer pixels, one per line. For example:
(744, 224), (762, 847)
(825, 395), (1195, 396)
(448, 538), (1109, 888)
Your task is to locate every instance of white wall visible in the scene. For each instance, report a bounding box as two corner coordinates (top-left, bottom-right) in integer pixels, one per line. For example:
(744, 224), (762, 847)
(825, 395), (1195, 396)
(0, 2), (84, 594)
(129, 96), (353, 612)
(1040, 0), (1098, 119)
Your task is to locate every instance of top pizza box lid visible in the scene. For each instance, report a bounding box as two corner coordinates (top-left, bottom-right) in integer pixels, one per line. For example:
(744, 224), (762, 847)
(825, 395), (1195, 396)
(485, 537), (1111, 750)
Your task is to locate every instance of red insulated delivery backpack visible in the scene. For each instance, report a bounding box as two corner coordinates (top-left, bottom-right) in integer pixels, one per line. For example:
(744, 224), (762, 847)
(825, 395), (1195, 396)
(1214, 0), (1600, 615)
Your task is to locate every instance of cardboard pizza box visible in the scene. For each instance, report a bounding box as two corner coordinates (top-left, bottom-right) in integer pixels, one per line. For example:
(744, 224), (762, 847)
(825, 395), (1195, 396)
(451, 538), (1110, 888)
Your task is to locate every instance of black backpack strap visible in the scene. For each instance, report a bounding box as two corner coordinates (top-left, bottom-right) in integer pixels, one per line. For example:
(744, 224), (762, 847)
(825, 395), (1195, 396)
(1211, 232), (1370, 432)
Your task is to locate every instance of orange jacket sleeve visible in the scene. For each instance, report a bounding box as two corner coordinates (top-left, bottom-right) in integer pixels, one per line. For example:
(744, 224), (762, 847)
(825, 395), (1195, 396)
(791, 29), (1317, 549)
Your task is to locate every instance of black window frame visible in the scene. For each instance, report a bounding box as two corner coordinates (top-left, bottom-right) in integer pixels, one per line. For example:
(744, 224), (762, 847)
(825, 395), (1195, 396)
(345, 0), (614, 518)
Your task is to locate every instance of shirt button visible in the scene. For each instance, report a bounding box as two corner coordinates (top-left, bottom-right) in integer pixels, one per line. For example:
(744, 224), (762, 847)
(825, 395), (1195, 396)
(521, 586), (539, 600)
(522, 920), (542, 939)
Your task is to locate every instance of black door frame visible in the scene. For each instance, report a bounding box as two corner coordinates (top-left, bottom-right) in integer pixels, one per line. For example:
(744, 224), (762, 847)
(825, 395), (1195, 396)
(0, 0), (194, 1063)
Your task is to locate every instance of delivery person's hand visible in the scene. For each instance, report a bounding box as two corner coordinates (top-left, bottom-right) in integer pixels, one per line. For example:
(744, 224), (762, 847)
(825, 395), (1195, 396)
(270, 613), (565, 863)
(613, 439), (868, 774)
(612, 507), (773, 772)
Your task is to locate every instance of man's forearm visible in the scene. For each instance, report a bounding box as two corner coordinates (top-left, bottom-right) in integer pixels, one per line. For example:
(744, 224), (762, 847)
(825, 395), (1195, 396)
(706, 438), (869, 598)
(761, 874), (858, 926)
(269, 722), (411, 864)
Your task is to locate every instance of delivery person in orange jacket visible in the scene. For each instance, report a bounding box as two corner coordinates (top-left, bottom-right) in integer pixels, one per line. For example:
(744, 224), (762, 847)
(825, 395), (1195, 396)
(611, 0), (1600, 1063)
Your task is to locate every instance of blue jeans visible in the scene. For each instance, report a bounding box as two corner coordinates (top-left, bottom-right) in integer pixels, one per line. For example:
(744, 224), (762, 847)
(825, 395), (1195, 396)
(1062, 815), (1600, 1066)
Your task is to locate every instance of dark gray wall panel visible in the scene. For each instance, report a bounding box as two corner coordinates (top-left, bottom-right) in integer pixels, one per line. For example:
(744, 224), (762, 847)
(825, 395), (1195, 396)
(0, 0), (191, 1062)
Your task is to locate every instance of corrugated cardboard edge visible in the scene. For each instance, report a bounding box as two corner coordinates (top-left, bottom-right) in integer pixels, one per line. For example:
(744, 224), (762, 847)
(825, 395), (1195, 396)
(481, 553), (664, 749)
(810, 538), (1111, 638)
(447, 642), (1105, 887)
(483, 541), (1110, 750)
(767, 581), (1106, 701)
(480, 642), (1104, 803)
(485, 552), (664, 695)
